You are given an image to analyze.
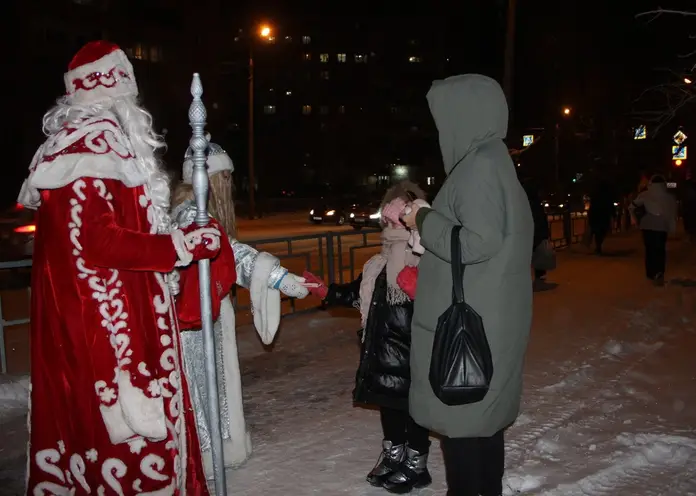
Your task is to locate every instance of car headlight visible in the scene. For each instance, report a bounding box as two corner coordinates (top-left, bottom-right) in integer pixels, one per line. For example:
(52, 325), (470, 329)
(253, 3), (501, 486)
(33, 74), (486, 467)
(326, 210), (335, 216)
(544, 203), (550, 208)
(350, 213), (355, 218)
(558, 204), (564, 208)
(613, 202), (619, 206)
(310, 210), (314, 215)
(369, 212), (381, 220)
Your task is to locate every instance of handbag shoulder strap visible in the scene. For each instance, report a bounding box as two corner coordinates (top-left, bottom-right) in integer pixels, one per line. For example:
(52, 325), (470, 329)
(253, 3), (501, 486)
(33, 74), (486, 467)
(451, 226), (465, 304)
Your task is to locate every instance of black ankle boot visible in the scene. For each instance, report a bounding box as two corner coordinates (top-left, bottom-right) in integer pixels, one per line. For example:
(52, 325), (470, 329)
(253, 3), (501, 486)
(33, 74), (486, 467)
(382, 445), (432, 494)
(366, 440), (405, 487)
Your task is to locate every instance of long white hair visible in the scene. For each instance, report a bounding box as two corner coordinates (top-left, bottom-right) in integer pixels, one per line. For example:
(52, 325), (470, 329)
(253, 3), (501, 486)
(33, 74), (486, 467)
(42, 95), (171, 233)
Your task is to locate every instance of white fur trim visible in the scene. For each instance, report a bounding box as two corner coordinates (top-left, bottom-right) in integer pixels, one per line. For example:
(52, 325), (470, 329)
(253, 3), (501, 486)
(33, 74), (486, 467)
(117, 371), (167, 442)
(99, 403), (138, 444)
(250, 253), (282, 345)
(218, 298), (253, 466)
(170, 230), (192, 267)
(65, 49), (138, 105)
(17, 115), (148, 209)
(182, 152), (234, 184)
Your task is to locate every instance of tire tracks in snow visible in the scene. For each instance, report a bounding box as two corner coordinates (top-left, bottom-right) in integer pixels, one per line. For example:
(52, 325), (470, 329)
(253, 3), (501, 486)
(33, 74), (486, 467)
(537, 435), (696, 496)
(505, 312), (670, 469)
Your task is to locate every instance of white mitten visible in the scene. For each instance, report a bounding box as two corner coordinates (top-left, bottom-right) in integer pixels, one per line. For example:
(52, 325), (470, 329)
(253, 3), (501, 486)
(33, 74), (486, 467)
(407, 200), (430, 255)
(278, 273), (309, 299)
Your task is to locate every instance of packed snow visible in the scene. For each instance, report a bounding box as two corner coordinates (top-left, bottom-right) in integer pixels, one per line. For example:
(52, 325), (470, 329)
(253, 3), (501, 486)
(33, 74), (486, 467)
(2, 232), (696, 495)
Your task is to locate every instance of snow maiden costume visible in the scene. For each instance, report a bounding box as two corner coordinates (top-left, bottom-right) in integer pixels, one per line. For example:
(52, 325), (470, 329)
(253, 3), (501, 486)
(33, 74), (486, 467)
(170, 139), (308, 478)
(18, 41), (217, 494)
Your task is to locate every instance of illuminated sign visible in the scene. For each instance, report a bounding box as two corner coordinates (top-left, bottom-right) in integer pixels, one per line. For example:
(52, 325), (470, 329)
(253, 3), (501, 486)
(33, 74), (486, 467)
(634, 125), (646, 140)
(674, 130), (688, 145)
(667, 182), (677, 188)
(672, 145), (687, 160)
(523, 135), (534, 147)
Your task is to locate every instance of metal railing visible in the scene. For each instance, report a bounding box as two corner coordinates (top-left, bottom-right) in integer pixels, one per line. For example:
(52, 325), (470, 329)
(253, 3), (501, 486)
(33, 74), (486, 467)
(0, 213), (632, 373)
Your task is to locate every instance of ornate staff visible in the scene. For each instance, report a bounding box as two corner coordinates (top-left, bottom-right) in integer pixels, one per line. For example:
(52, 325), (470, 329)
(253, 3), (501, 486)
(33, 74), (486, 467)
(189, 73), (227, 495)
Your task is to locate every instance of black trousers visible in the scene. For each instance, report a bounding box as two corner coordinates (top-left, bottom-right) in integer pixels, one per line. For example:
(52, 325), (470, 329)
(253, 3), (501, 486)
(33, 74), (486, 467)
(380, 407), (430, 453)
(591, 227), (608, 253)
(642, 229), (668, 279)
(441, 430), (505, 496)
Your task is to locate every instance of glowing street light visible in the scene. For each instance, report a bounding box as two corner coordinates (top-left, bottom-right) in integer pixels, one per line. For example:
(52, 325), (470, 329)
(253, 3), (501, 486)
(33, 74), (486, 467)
(260, 25), (271, 38)
(685, 77), (693, 84)
(563, 107), (571, 116)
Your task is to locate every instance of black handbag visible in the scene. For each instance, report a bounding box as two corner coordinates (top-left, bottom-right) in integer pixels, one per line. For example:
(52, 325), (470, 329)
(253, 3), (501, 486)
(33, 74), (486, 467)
(429, 226), (494, 406)
(633, 202), (647, 222)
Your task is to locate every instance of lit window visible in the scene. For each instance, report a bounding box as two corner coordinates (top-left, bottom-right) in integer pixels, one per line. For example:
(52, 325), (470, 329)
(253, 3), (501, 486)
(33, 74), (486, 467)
(427, 177), (436, 186)
(320, 106), (329, 115)
(286, 90), (292, 96)
(338, 105), (346, 114)
(264, 105), (276, 115)
(320, 53), (329, 63)
(355, 54), (367, 63)
(302, 105), (312, 115)
(320, 70), (329, 80)
(303, 53), (311, 61)
(337, 53), (347, 62)
(408, 56), (421, 63)
(302, 36), (311, 44)
(150, 46), (161, 62)
(133, 43), (146, 60)
(285, 36), (292, 42)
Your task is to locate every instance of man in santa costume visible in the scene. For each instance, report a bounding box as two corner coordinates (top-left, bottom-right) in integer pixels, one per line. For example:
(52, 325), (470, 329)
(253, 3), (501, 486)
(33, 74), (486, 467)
(18, 41), (215, 495)
(170, 137), (309, 478)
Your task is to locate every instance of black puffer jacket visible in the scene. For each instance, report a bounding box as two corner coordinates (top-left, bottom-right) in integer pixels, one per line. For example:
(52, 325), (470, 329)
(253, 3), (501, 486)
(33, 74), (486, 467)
(325, 269), (413, 411)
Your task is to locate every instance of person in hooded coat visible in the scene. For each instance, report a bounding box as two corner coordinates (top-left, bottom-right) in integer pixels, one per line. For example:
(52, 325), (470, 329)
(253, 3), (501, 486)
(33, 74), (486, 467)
(631, 174), (678, 285)
(401, 75), (534, 496)
(304, 182), (433, 494)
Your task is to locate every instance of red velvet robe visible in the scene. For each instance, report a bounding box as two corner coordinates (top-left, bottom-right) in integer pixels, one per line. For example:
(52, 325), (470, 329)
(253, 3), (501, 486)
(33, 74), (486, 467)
(25, 177), (209, 495)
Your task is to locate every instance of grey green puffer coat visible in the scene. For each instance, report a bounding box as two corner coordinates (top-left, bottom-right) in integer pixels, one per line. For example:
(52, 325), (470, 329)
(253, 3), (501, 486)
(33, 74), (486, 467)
(409, 74), (534, 438)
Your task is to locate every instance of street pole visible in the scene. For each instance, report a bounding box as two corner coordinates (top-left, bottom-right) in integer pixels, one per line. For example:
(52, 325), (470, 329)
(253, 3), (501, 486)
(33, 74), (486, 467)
(189, 73), (227, 496)
(555, 122), (560, 186)
(248, 44), (256, 220)
(503, 0), (517, 118)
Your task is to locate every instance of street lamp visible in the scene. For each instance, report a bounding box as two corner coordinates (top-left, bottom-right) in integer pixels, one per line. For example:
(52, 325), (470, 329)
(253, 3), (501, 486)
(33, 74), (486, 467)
(556, 107), (572, 185)
(685, 77), (693, 85)
(248, 24), (273, 219)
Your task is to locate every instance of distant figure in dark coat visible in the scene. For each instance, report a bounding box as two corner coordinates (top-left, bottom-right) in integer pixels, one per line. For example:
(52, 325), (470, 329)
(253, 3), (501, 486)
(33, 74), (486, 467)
(523, 180), (553, 290)
(682, 169), (696, 242)
(588, 180), (615, 255)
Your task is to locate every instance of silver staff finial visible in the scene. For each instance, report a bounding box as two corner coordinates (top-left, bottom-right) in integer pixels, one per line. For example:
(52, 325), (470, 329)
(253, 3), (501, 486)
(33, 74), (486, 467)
(189, 73), (209, 227)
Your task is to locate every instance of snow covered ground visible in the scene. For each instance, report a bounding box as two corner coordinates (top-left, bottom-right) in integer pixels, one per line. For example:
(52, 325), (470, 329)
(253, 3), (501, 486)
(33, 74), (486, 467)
(2, 232), (696, 495)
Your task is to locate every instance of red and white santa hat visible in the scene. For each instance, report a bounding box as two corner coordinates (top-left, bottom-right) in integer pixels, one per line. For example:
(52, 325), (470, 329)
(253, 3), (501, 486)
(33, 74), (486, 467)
(64, 41), (138, 105)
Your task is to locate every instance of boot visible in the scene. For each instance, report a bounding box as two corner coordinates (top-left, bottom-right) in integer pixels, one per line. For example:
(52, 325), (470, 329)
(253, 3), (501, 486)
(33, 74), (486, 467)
(366, 440), (405, 487)
(382, 445), (432, 494)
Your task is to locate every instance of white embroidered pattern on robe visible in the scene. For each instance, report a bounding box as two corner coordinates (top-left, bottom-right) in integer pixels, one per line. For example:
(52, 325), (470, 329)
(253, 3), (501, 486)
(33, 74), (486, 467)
(28, 179), (189, 495)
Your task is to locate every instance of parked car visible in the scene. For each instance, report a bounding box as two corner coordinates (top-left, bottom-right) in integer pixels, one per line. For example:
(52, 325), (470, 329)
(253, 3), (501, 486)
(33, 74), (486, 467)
(349, 200), (382, 230)
(0, 204), (35, 261)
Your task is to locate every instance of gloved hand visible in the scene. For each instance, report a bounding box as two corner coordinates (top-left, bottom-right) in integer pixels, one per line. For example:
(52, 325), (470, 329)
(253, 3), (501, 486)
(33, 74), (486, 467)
(277, 272), (309, 299)
(302, 271), (329, 299)
(381, 198), (407, 227)
(171, 221), (222, 267)
(396, 266), (419, 300)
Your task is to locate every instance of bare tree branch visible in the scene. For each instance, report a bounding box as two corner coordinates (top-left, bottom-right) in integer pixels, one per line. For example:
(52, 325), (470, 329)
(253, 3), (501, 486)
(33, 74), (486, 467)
(633, 7), (696, 134)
